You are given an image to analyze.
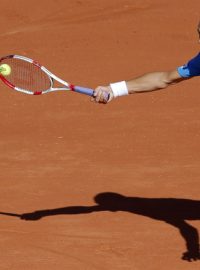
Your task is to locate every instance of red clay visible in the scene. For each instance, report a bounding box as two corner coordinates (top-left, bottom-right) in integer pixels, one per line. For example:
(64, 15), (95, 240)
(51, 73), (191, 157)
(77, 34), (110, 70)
(1, 1), (200, 269)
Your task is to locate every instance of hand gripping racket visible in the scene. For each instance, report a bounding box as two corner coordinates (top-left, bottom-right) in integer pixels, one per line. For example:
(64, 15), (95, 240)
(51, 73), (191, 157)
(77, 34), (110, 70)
(0, 55), (106, 98)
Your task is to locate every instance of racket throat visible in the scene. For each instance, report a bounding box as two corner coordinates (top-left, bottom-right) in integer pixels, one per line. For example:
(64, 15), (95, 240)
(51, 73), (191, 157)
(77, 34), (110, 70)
(69, 84), (75, 91)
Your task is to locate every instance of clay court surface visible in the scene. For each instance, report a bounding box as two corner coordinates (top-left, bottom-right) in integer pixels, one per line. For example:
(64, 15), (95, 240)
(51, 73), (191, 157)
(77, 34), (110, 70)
(1, 0), (200, 269)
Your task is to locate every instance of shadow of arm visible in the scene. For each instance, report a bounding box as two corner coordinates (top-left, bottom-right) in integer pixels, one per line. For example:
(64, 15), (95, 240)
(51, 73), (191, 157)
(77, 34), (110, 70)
(165, 219), (200, 261)
(21, 205), (103, 221)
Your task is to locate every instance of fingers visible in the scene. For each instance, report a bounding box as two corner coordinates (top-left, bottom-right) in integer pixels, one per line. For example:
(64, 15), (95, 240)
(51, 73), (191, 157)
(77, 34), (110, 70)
(91, 86), (114, 104)
(93, 87), (108, 103)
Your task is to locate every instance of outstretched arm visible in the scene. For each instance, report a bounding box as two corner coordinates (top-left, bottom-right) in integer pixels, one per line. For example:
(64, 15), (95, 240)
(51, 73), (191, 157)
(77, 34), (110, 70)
(92, 69), (187, 103)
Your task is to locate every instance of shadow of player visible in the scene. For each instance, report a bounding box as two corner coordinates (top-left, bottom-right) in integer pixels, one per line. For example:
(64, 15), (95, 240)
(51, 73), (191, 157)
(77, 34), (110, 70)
(1, 192), (200, 262)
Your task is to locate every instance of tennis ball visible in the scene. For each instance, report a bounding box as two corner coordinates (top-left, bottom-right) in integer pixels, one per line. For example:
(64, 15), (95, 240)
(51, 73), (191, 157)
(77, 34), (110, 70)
(0, 64), (11, 76)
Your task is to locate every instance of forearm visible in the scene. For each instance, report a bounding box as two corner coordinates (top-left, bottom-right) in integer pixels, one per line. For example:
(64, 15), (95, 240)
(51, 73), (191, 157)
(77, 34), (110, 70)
(126, 70), (184, 94)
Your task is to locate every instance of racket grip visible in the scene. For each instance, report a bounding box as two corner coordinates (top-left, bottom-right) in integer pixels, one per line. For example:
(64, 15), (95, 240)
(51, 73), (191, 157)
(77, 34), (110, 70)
(73, 86), (110, 102)
(73, 86), (94, 96)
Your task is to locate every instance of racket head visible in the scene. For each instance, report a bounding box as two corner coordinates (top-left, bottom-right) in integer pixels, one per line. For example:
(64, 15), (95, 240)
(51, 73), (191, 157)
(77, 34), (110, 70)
(0, 55), (53, 95)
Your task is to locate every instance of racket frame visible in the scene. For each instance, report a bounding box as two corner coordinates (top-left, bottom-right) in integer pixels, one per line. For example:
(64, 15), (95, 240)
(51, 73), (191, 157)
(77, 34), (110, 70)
(0, 55), (94, 96)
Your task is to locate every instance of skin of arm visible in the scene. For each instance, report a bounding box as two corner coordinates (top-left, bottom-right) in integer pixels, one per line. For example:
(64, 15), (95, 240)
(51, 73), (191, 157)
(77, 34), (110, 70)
(126, 70), (184, 93)
(92, 69), (187, 103)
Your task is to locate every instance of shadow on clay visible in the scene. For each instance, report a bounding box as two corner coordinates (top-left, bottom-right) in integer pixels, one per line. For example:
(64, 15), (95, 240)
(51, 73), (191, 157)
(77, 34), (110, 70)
(1, 192), (200, 262)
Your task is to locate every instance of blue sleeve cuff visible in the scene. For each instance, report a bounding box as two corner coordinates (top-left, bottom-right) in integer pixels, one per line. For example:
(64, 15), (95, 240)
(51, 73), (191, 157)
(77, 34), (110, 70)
(177, 52), (200, 78)
(177, 66), (191, 78)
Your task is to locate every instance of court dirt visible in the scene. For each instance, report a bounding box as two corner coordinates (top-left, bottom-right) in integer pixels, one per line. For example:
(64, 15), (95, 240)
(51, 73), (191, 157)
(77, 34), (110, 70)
(1, 0), (200, 269)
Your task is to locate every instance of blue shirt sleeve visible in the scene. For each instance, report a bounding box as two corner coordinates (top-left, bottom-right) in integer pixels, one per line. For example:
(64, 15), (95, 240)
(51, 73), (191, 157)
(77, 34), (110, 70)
(177, 52), (200, 78)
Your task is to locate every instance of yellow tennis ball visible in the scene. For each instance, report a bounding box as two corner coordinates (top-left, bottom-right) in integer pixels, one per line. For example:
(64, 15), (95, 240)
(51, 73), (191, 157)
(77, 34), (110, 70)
(0, 64), (11, 76)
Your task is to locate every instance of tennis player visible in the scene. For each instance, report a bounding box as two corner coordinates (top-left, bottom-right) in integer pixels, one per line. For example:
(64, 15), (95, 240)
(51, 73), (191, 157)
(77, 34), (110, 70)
(92, 21), (200, 103)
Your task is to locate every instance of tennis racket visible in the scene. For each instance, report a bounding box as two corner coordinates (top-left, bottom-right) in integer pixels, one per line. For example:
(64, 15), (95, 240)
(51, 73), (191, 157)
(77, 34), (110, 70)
(0, 54), (105, 98)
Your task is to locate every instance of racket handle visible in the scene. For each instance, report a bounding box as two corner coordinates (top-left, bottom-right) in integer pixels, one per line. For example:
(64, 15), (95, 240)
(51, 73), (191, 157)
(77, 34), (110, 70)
(73, 85), (110, 102)
(73, 86), (94, 96)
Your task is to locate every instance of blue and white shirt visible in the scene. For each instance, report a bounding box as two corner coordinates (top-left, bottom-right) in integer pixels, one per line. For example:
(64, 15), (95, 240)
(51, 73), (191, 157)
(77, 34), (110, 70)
(177, 52), (200, 78)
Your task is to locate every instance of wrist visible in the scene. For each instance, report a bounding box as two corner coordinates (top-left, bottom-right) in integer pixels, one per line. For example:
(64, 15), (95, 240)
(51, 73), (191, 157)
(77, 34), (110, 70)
(110, 81), (128, 98)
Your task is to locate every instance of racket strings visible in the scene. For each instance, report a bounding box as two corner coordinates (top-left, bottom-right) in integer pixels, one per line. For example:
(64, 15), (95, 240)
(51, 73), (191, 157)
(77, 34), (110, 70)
(0, 58), (51, 93)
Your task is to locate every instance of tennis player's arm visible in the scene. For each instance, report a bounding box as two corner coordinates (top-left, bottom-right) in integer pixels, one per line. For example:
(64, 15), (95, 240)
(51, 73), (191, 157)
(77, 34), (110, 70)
(93, 52), (200, 103)
(126, 70), (185, 93)
(108, 53), (200, 99)
(93, 70), (186, 103)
